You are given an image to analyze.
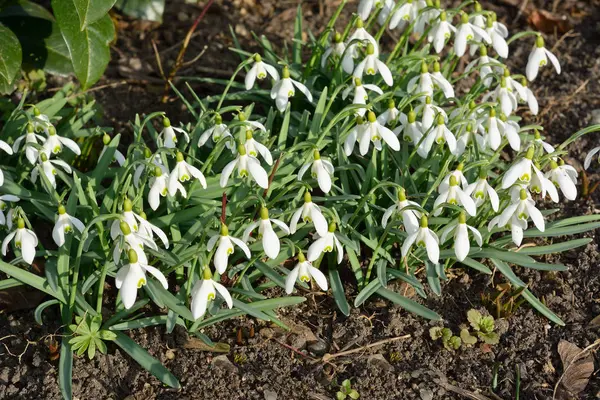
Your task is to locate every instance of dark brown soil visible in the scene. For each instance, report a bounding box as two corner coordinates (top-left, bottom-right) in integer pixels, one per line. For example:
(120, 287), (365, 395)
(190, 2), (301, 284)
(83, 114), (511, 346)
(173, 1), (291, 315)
(2, 0), (600, 399)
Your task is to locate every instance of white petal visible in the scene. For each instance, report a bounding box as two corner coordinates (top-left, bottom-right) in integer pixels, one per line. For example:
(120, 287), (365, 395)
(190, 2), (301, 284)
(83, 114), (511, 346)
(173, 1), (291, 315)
(308, 265), (328, 291)
(526, 202), (545, 232)
(143, 265), (169, 289)
(285, 265), (300, 294)
(454, 224), (469, 261)
(270, 218), (290, 235)
(191, 280), (211, 319)
(292, 80), (313, 102)
(245, 64), (258, 90)
(213, 282), (233, 309)
(230, 236), (251, 258)
(307, 237), (327, 262)
(247, 157), (269, 189)
(424, 230), (439, 264)
(310, 205), (328, 237)
(59, 137), (81, 155)
(584, 146), (600, 170)
(220, 159), (238, 188)
(262, 224), (280, 259)
(375, 59), (393, 86)
(545, 48), (561, 74)
(316, 162), (332, 193)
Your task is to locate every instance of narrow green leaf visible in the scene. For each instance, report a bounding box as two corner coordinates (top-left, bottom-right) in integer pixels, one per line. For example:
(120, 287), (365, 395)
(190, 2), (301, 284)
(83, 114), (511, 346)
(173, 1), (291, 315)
(34, 299), (60, 325)
(517, 238), (592, 255)
(329, 267), (350, 316)
(0, 259), (65, 303)
(521, 289), (564, 326)
(376, 287), (442, 321)
(292, 4), (303, 64)
(232, 298), (272, 321)
(354, 278), (382, 307)
(489, 258), (525, 287)
(58, 338), (73, 400)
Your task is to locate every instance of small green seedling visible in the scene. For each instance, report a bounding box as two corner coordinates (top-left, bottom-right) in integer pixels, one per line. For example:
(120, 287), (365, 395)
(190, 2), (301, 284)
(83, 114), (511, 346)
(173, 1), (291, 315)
(337, 379), (360, 400)
(430, 327), (462, 351)
(467, 309), (500, 345)
(68, 314), (117, 359)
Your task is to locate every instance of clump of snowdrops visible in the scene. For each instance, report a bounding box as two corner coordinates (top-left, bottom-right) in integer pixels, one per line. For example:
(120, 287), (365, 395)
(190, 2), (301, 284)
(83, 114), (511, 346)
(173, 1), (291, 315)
(1, 0), (599, 396)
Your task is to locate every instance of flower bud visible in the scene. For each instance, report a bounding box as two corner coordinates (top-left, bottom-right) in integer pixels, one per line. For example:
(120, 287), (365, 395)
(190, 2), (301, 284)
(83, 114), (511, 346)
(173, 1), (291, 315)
(102, 133), (111, 145)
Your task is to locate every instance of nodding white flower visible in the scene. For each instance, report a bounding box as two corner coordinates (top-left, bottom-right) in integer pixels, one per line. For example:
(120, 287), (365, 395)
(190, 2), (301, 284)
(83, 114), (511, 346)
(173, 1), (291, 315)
(207, 223), (251, 274)
(440, 213), (483, 261)
(501, 147), (542, 189)
(455, 12), (491, 57)
(31, 107), (52, 132)
(465, 170), (500, 212)
(408, 62), (454, 101)
(237, 111), (267, 133)
(545, 160), (578, 201)
(31, 152), (72, 188)
(401, 216), (439, 264)
(111, 221), (156, 265)
(148, 166), (175, 210)
(110, 199), (169, 248)
(533, 130), (555, 155)
(529, 165), (558, 202)
(433, 174), (477, 217)
(343, 18), (379, 74)
(2, 218), (38, 265)
(159, 117), (189, 149)
(356, 111), (401, 156)
(358, 0), (376, 23)
(439, 164), (469, 193)
(456, 123), (485, 156)
(484, 17), (508, 58)
(477, 108), (502, 151)
(245, 54), (279, 90)
(271, 66), (313, 112)
(169, 152), (207, 196)
(584, 146), (600, 170)
(465, 46), (503, 87)
(198, 114), (234, 150)
(116, 249), (168, 309)
(244, 130), (273, 166)
(99, 133), (125, 166)
(0, 195), (19, 225)
(190, 267), (233, 319)
(483, 77), (518, 117)
(389, 0), (424, 31)
(298, 150), (334, 193)
(322, 32), (347, 68)
(377, 99), (400, 126)
(342, 77), (383, 117)
(42, 125), (80, 156)
(134, 149), (167, 188)
(420, 114), (457, 157)
(285, 252), (328, 294)
(243, 207), (289, 259)
(52, 205), (84, 247)
(136, 211), (169, 249)
(376, 0), (395, 25)
(527, 35), (560, 81)
(353, 43), (393, 86)
(344, 116), (366, 156)
(498, 189), (545, 245)
(13, 123), (45, 165)
(498, 114), (521, 152)
(427, 12), (456, 53)
(381, 187), (421, 233)
(488, 12), (509, 38)
(394, 110), (423, 145)
(415, 96), (447, 132)
(220, 144), (269, 189)
(511, 78), (538, 115)
(290, 191), (328, 236)
(307, 222), (344, 264)
(0, 139), (13, 186)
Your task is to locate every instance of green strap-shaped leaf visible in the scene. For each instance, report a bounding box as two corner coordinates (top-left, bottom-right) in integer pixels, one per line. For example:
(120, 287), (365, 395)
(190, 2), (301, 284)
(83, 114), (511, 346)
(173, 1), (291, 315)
(59, 337), (73, 400)
(376, 287), (442, 321)
(329, 267), (350, 316)
(52, 0), (115, 88)
(0, 23), (22, 94)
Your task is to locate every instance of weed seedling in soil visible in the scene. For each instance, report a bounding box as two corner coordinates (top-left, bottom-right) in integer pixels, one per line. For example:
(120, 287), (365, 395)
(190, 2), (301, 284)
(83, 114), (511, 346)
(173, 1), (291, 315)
(337, 379), (360, 400)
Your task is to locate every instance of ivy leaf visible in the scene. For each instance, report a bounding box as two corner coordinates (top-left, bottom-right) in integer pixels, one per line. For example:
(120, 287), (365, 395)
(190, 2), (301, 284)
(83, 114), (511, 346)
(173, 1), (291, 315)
(72, 0), (117, 30)
(0, 23), (22, 94)
(52, 0), (115, 88)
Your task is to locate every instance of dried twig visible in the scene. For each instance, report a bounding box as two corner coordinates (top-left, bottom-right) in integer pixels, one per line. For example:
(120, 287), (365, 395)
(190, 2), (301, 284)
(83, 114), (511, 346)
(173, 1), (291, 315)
(321, 334), (411, 362)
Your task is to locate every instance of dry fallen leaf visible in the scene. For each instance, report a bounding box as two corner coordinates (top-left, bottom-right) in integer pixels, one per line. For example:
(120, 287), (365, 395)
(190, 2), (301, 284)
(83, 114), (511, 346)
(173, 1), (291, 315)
(528, 9), (572, 34)
(183, 337), (230, 353)
(556, 340), (595, 399)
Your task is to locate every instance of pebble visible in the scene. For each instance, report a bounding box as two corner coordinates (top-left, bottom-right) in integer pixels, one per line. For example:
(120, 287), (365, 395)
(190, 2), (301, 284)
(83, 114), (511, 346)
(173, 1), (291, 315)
(419, 388), (434, 400)
(307, 339), (329, 356)
(211, 355), (238, 373)
(264, 390), (277, 400)
(367, 354), (394, 372)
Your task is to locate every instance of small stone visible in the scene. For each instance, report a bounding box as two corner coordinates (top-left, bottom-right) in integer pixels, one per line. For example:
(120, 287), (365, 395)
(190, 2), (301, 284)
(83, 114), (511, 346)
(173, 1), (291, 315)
(591, 109), (600, 125)
(289, 335), (307, 351)
(411, 370), (422, 379)
(367, 354), (393, 372)
(307, 339), (329, 356)
(165, 349), (175, 360)
(264, 390), (277, 400)
(212, 355), (238, 373)
(260, 328), (275, 338)
(129, 57), (142, 71)
(419, 388), (434, 400)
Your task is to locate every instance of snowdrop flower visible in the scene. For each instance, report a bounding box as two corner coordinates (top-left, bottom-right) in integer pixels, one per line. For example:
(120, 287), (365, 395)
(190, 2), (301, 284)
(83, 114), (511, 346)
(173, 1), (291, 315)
(245, 54), (279, 90)
(407, 63), (454, 101)
(485, 16), (508, 58)
(169, 152), (207, 196)
(31, 152), (72, 189)
(148, 166), (174, 211)
(513, 78), (538, 115)
(428, 12), (456, 53)
(159, 117), (189, 149)
(2, 218), (38, 265)
(433, 175), (477, 216)
(478, 108), (502, 151)
(198, 114), (234, 150)
(220, 144), (269, 189)
(207, 223), (251, 274)
(483, 78), (518, 117)
(440, 213), (482, 261)
(190, 267), (233, 319)
(243, 207), (289, 259)
(529, 163), (558, 202)
(244, 130), (272, 166)
(420, 114), (458, 157)
(0, 139), (13, 186)
(52, 205), (84, 247)
(527, 35), (561, 81)
(376, 0), (395, 25)
(116, 249), (168, 309)
(13, 123), (45, 165)
(465, 170), (499, 212)
(342, 77), (383, 117)
(401, 216), (439, 264)
(454, 12), (491, 57)
(42, 126), (80, 156)
(377, 99), (400, 126)
(298, 150), (334, 193)
(237, 111), (267, 133)
(394, 110), (423, 145)
(381, 187), (421, 232)
(498, 114), (521, 151)
(545, 160), (577, 200)
(456, 123), (484, 156)
(285, 252), (328, 294)
(415, 96), (447, 132)
(501, 147), (542, 189)
(290, 191), (328, 236)
(110, 199), (169, 248)
(0, 195), (19, 225)
(99, 133), (125, 166)
(344, 116), (366, 156)
(465, 46), (503, 87)
(134, 148), (167, 188)
(112, 221), (156, 265)
(358, 0), (377, 22)
(438, 163), (468, 193)
(357, 111), (401, 156)
(31, 107), (52, 132)
(307, 222), (344, 264)
(389, 0), (424, 31)
(271, 66), (313, 112)
(353, 43), (393, 86)
(136, 211), (169, 249)
(343, 19), (379, 74)
(534, 130), (555, 155)
(322, 32), (347, 68)
(584, 146), (600, 170)
(488, 12), (509, 39)
(416, 0), (441, 34)
(498, 189), (545, 245)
